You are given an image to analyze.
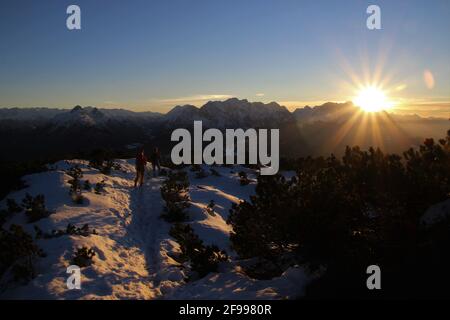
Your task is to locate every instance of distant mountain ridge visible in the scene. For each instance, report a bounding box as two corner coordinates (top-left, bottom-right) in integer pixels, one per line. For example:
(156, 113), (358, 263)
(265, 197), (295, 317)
(292, 101), (358, 124)
(2, 99), (448, 125)
(1, 98), (293, 129)
(0, 98), (447, 161)
(0, 105), (162, 125)
(164, 98), (292, 128)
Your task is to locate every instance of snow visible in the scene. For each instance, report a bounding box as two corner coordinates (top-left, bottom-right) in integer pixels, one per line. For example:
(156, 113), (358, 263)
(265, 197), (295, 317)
(0, 160), (312, 300)
(163, 98), (291, 128)
(165, 264), (312, 300)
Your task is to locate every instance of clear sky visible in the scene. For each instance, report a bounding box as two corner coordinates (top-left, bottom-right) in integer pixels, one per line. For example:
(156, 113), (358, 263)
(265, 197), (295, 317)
(0, 0), (449, 116)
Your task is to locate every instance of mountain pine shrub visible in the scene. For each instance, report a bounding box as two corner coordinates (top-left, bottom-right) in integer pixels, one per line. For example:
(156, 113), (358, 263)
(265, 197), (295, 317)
(238, 171), (251, 186)
(66, 165), (85, 204)
(66, 165), (83, 180)
(34, 223), (97, 240)
(228, 130), (450, 298)
(21, 193), (52, 223)
(68, 178), (84, 204)
(94, 180), (106, 194)
(169, 223), (228, 279)
(205, 200), (216, 216)
(100, 159), (114, 175)
(71, 246), (96, 267)
(160, 171), (191, 222)
(83, 180), (91, 191)
(0, 224), (45, 283)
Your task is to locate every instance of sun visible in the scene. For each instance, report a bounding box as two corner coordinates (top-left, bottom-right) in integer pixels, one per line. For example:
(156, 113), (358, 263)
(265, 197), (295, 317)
(353, 86), (393, 112)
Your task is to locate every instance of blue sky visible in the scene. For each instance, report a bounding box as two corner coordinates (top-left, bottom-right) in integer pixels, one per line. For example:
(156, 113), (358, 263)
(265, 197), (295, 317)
(0, 0), (449, 115)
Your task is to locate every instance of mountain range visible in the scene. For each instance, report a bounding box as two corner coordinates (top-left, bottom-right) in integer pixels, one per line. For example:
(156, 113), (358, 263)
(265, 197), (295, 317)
(0, 98), (448, 161)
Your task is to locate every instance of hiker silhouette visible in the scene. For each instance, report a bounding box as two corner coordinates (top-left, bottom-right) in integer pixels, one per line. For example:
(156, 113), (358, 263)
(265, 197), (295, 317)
(134, 147), (147, 187)
(150, 147), (161, 176)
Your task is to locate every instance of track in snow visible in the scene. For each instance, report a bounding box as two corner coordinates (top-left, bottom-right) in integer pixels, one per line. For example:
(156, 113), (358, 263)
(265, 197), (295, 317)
(128, 174), (167, 293)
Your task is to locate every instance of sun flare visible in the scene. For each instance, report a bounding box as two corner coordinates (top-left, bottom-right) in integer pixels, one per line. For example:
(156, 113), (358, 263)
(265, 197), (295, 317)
(353, 86), (393, 112)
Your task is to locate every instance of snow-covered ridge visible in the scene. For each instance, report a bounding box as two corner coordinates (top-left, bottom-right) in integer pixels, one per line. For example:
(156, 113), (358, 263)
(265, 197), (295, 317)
(2, 99), (447, 131)
(164, 98), (292, 128)
(0, 160), (311, 299)
(51, 106), (162, 127)
(0, 106), (162, 127)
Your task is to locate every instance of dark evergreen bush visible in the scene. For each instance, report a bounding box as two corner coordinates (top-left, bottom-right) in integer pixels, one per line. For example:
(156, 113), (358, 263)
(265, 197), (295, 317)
(160, 171), (191, 222)
(0, 224), (45, 283)
(161, 171), (189, 202)
(83, 180), (91, 191)
(162, 201), (190, 223)
(94, 180), (106, 194)
(66, 165), (83, 180)
(68, 178), (84, 204)
(21, 193), (52, 223)
(66, 165), (85, 204)
(228, 130), (450, 298)
(205, 200), (216, 216)
(0, 160), (47, 201)
(238, 171), (251, 186)
(71, 246), (96, 267)
(34, 223), (97, 239)
(88, 149), (113, 170)
(88, 151), (117, 175)
(100, 159), (114, 175)
(169, 223), (228, 279)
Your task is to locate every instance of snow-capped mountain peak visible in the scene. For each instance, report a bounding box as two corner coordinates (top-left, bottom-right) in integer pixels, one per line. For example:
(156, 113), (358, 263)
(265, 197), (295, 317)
(52, 106), (107, 127)
(163, 98), (292, 128)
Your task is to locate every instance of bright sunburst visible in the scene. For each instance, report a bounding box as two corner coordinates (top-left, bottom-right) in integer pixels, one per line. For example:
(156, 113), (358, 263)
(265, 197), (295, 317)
(353, 86), (393, 112)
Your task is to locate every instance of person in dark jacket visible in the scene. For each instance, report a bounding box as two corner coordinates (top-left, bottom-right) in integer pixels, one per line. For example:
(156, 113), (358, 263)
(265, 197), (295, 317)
(134, 147), (147, 187)
(150, 147), (161, 176)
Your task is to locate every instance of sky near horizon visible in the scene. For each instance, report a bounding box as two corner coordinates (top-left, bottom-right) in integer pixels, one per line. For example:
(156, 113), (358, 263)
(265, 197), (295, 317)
(0, 0), (449, 116)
